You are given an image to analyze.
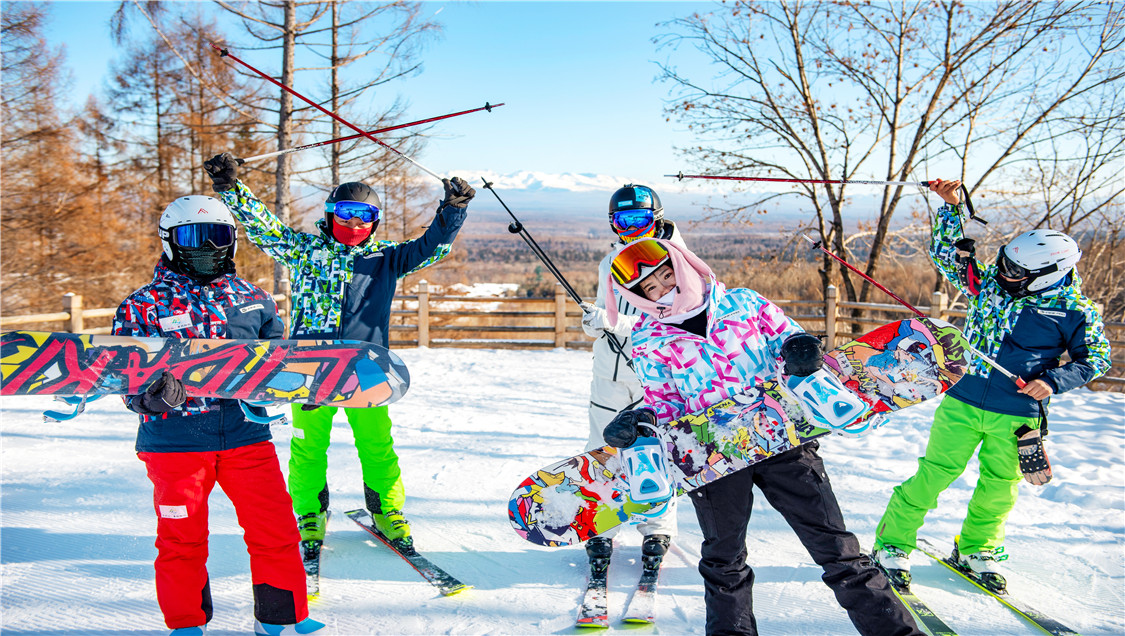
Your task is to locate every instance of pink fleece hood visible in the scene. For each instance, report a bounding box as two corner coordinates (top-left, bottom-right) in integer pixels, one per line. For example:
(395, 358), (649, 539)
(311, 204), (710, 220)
(607, 238), (716, 325)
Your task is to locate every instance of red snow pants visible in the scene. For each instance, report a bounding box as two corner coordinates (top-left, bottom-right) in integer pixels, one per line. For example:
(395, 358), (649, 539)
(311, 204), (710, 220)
(139, 441), (308, 629)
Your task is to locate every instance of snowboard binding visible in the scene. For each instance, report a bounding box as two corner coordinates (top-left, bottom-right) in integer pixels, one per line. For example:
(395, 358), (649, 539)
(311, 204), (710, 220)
(619, 425), (675, 506)
(777, 367), (873, 434)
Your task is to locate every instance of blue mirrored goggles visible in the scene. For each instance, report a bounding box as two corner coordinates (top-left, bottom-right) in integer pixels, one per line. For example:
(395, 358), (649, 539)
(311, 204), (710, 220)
(170, 223), (236, 249)
(326, 200), (381, 223)
(611, 208), (655, 232)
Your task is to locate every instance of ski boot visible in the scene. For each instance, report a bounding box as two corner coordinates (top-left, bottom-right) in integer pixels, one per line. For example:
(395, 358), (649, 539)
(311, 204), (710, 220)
(371, 509), (413, 551)
(586, 536), (613, 580)
(253, 617), (325, 636)
(641, 534), (671, 571)
(872, 543), (912, 592)
(297, 512), (326, 560)
(169, 627), (206, 636)
(297, 511), (326, 542)
(952, 535), (1007, 593)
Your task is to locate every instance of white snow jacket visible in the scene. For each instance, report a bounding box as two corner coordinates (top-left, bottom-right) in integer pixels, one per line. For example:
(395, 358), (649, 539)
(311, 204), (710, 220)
(582, 222), (687, 382)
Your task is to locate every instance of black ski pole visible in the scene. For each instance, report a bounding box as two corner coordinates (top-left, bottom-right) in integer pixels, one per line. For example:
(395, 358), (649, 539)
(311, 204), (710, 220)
(480, 178), (635, 370)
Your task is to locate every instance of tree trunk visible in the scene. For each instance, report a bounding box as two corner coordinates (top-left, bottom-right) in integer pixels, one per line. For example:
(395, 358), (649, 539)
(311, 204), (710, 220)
(273, 0), (296, 317)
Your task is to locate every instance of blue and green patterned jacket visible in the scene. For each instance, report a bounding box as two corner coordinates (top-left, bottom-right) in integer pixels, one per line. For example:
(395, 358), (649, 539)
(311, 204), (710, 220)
(222, 180), (464, 346)
(932, 203), (1111, 416)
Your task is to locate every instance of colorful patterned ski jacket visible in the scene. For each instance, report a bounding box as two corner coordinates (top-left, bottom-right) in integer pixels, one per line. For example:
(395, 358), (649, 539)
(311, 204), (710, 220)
(221, 180), (465, 346)
(112, 259), (285, 453)
(932, 203), (1111, 417)
(630, 278), (803, 424)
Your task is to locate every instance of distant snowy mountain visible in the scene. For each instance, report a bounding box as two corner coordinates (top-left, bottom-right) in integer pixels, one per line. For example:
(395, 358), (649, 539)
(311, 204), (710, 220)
(456, 169), (810, 222)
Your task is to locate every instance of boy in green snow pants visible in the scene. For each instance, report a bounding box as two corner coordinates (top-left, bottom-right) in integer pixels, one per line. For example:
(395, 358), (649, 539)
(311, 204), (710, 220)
(288, 406), (404, 528)
(205, 153), (475, 544)
(873, 179), (1110, 592)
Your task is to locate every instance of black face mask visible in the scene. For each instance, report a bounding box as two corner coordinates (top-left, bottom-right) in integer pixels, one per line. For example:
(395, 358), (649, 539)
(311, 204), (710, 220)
(170, 244), (234, 284)
(994, 273), (1031, 298)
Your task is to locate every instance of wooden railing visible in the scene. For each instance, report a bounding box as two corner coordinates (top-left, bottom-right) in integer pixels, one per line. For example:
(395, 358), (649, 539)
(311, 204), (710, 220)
(3, 284), (1121, 389)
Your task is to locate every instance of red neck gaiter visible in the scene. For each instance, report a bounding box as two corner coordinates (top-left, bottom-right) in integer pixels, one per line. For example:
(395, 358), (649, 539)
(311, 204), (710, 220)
(330, 218), (374, 246)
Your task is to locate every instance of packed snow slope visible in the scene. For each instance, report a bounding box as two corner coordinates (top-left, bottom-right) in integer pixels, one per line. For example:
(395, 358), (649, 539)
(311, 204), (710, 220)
(2, 347), (1122, 635)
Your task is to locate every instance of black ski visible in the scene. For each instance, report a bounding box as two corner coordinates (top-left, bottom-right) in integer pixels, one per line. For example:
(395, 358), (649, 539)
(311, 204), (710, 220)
(301, 539), (323, 599)
(915, 538), (1079, 636)
(576, 538), (612, 628)
(345, 509), (471, 596)
(621, 536), (669, 624)
(872, 559), (958, 636)
(300, 510), (330, 599)
(575, 568), (609, 628)
(621, 563), (661, 624)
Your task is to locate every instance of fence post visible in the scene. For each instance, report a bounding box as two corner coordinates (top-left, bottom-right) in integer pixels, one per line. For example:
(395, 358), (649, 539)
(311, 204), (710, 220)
(63, 293), (83, 333)
(931, 291), (947, 319)
(554, 284), (567, 348)
(417, 280), (430, 347)
(825, 285), (837, 348)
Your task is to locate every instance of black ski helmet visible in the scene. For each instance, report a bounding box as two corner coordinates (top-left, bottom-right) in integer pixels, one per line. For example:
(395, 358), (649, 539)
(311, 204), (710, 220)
(324, 181), (382, 244)
(608, 184), (664, 242)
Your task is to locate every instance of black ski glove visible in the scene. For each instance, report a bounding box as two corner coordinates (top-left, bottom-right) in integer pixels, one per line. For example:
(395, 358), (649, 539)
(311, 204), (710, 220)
(441, 176), (475, 209)
(953, 238), (983, 295)
(203, 152), (241, 192)
(780, 332), (825, 377)
(132, 371), (187, 416)
(603, 408), (657, 448)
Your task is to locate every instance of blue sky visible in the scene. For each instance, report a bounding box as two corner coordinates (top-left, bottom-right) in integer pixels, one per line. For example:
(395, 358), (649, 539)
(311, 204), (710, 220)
(43, 1), (718, 189)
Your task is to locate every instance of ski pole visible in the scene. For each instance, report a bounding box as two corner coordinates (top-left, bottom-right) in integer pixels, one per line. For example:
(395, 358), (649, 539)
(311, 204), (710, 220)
(210, 43), (444, 183)
(239, 102), (504, 165)
(800, 234), (1026, 388)
(480, 177), (635, 370)
(669, 171), (986, 225)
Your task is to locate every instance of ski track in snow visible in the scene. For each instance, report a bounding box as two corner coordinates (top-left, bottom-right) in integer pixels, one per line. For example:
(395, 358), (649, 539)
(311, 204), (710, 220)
(1, 347), (1122, 635)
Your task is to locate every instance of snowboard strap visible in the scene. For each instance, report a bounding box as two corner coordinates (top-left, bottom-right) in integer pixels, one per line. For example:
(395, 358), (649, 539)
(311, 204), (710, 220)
(1013, 401), (1049, 439)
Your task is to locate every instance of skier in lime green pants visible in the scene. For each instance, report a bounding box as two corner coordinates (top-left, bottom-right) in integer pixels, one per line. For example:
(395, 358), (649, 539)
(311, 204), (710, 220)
(872, 179), (1110, 593)
(875, 396), (1037, 558)
(288, 405), (406, 533)
(205, 153), (475, 547)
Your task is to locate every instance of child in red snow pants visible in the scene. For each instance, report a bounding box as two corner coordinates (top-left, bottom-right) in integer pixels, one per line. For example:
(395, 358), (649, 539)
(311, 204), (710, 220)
(139, 441), (308, 629)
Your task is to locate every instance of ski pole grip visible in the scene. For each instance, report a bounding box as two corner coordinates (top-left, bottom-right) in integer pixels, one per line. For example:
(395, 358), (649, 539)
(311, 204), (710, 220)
(1014, 376), (1028, 389)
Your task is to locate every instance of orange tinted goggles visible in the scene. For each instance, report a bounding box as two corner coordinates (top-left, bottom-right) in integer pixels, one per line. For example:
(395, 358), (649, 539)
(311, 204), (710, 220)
(611, 240), (671, 286)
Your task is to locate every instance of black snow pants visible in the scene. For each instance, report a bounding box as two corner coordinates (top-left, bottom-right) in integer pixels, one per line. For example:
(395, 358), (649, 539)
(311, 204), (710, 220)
(688, 442), (922, 636)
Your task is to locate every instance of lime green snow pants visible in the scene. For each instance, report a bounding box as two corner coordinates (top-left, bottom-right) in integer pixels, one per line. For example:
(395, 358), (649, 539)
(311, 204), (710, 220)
(875, 395), (1039, 556)
(287, 404), (405, 517)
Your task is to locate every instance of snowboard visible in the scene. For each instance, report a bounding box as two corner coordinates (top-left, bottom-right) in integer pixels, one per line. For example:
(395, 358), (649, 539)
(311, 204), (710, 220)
(0, 331), (409, 408)
(509, 317), (970, 547)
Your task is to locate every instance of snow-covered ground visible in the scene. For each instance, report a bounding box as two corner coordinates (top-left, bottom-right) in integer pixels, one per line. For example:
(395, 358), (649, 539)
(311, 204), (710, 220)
(2, 347), (1122, 635)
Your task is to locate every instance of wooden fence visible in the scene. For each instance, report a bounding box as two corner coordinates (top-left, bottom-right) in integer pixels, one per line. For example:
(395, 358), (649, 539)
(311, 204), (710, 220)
(3, 284), (1122, 389)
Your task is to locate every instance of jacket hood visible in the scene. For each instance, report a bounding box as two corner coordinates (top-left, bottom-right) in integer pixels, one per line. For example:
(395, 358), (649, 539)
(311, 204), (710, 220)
(607, 238), (717, 325)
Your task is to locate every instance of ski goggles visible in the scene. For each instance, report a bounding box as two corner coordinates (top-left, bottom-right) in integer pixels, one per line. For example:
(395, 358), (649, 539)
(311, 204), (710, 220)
(611, 208), (655, 232)
(169, 223), (236, 249)
(326, 200), (381, 223)
(611, 240), (671, 286)
(996, 250), (1033, 280)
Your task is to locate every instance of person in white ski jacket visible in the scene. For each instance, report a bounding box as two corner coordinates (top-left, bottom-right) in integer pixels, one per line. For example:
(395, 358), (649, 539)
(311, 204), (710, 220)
(578, 184), (687, 570)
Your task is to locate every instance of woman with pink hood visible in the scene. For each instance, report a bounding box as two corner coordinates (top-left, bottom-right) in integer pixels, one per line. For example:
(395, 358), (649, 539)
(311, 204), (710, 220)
(601, 238), (920, 636)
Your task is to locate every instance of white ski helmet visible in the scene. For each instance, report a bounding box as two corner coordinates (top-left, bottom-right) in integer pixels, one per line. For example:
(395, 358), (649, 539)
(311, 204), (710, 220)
(158, 195), (238, 261)
(995, 229), (1081, 296)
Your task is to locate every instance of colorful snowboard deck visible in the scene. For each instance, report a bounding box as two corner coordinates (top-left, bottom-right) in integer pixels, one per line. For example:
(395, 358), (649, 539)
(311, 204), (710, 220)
(0, 331), (410, 408)
(509, 317), (969, 547)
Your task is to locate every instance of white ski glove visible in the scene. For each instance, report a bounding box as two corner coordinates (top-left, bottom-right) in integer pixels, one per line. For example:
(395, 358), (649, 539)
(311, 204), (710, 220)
(581, 303), (611, 334)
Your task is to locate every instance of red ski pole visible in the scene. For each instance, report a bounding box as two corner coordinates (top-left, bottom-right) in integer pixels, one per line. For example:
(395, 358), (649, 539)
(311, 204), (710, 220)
(240, 102), (504, 164)
(211, 43), (443, 182)
(800, 234), (1026, 388)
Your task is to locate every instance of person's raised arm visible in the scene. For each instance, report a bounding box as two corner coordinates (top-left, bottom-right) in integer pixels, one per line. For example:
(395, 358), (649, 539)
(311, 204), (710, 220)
(204, 153), (308, 264)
